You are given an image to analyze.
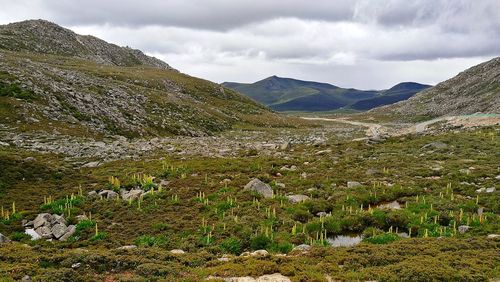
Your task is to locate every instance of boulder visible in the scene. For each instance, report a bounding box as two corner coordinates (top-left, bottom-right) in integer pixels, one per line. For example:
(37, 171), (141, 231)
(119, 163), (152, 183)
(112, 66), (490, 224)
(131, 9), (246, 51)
(25, 229), (41, 240)
(99, 190), (119, 199)
(458, 225), (470, 234)
(87, 191), (98, 199)
(117, 245), (137, 250)
(422, 142), (447, 149)
(0, 232), (10, 243)
(53, 214), (67, 225)
(486, 187), (495, 193)
(250, 250), (269, 257)
(244, 179), (273, 198)
(33, 213), (52, 229)
(59, 225), (76, 241)
(292, 244), (311, 252)
(286, 194), (310, 203)
(121, 189), (143, 201)
(347, 181), (362, 188)
(35, 226), (53, 239)
(52, 223), (68, 239)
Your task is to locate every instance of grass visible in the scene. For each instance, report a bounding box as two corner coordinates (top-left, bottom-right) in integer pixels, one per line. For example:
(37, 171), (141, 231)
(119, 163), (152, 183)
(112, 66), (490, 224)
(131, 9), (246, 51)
(0, 125), (498, 280)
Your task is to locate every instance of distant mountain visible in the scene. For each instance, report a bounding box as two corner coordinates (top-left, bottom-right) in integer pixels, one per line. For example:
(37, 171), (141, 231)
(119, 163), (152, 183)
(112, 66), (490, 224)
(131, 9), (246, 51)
(350, 82), (430, 110)
(379, 57), (500, 117)
(0, 20), (286, 137)
(223, 76), (430, 112)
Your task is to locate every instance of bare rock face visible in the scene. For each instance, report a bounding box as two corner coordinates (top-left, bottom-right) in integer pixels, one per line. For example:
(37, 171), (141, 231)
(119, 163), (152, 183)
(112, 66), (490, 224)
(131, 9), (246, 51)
(244, 178), (274, 198)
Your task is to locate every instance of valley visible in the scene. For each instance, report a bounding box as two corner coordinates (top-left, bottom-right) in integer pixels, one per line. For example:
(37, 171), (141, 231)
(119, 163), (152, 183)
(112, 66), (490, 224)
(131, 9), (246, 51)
(0, 20), (498, 282)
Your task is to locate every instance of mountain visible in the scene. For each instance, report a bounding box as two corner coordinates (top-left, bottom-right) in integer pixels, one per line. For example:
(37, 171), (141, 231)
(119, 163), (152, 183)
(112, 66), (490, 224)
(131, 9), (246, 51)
(378, 57), (500, 117)
(350, 82), (430, 110)
(222, 76), (430, 112)
(0, 20), (288, 137)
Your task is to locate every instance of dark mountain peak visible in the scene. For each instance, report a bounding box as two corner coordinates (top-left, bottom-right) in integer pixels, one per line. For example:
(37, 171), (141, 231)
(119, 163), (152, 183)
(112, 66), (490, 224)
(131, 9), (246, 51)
(388, 82), (431, 91)
(0, 19), (176, 71)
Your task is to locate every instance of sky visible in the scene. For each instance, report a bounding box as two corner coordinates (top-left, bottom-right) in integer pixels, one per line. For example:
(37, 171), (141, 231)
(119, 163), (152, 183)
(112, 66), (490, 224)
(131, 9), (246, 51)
(0, 0), (499, 89)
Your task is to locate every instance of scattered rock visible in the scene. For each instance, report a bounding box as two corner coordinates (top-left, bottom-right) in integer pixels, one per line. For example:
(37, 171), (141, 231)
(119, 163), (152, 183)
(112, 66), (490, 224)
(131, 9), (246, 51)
(75, 215), (89, 222)
(347, 181), (362, 188)
(59, 225), (76, 241)
(458, 225), (470, 234)
(87, 191), (98, 199)
(21, 275), (32, 282)
(121, 189), (143, 200)
(52, 223), (68, 239)
(250, 250), (269, 257)
(25, 228), (41, 240)
(99, 190), (119, 199)
(486, 187), (495, 193)
(280, 141), (290, 150)
(71, 262), (81, 269)
(292, 244), (311, 252)
(459, 168), (471, 174)
(487, 234), (499, 239)
(34, 213), (52, 229)
(82, 161), (100, 168)
(316, 212), (328, 217)
(0, 233), (10, 243)
(286, 194), (310, 203)
(117, 245), (137, 250)
(170, 249), (185, 254)
(422, 142), (448, 149)
(244, 179), (274, 198)
(315, 149), (332, 155)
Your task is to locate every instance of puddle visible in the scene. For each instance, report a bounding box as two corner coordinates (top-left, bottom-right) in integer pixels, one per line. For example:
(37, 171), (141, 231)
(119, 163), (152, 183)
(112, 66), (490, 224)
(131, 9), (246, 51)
(327, 234), (363, 247)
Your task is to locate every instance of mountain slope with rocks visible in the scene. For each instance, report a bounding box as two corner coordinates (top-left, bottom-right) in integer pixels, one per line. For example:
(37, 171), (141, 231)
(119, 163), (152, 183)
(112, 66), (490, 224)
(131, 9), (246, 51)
(378, 57), (500, 117)
(0, 20), (291, 138)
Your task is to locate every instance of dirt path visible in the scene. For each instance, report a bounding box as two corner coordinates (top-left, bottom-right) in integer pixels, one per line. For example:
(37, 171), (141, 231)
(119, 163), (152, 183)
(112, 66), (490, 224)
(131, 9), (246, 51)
(302, 114), (500, 139)
(301, 117), (384, 139)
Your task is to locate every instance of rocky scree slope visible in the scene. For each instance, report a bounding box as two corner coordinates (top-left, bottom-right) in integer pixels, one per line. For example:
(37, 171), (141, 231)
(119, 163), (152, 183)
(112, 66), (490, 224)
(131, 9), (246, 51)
(0, 20), (287, 137)
(377, 57), (500, 117)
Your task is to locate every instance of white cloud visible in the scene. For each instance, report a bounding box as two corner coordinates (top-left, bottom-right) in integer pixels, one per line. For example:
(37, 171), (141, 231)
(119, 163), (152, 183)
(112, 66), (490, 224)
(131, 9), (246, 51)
(0, 0), (498, 88)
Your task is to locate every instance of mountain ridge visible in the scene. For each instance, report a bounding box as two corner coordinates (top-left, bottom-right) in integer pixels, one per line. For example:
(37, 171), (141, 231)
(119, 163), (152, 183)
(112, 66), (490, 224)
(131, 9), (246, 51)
(223, 76), (430, 112)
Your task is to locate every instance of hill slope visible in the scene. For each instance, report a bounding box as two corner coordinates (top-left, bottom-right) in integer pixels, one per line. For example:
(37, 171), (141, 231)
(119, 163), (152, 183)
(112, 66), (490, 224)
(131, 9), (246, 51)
(0, 20), (289, 137)
(379, 57), (500, 117)
(223, 76), (429, 112)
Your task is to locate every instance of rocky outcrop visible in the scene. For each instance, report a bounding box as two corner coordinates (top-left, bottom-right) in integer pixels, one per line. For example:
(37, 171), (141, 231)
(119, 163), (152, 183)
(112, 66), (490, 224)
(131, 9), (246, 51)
(378, 57), (500, 117)
(26, 213), (76, 241)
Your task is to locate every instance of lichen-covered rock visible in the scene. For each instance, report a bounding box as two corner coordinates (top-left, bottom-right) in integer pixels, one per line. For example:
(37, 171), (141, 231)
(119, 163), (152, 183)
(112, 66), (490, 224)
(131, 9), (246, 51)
(59, 225), (76, 241)
(286, 194), (310, 203)
(0, 232), (10, 243)
(33, 213), (52, 229)
(244, 178), (273, 198)
(51, 223), (68, 239)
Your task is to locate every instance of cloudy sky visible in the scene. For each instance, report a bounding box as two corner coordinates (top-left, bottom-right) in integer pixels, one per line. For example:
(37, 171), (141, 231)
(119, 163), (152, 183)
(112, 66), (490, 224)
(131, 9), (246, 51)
(1, 0), (499, 89)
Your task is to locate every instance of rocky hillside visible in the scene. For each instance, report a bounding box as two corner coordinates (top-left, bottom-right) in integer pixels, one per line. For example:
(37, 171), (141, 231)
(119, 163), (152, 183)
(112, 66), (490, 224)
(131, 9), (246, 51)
(0, 20), (290, 138)
(379, 57), (500, 117)
(223, 76), (429, 112)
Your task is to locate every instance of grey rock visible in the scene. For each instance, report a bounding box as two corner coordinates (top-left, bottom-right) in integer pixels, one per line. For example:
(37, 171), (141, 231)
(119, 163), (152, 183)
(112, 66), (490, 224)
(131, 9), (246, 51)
(33, 213), (52, 229)
(486, 187), (495, 193)
(52, 214), (67, 225)
(347, 181), (362, 188)
(422, 142), (448, 149)
(82, 161), (100, 168)
(0, 232), (10, 243)
(292, 244), (311, 252)
(59, 225), (76, 241)
(280, 141), (290, 150)
(458, 225), (470, 234)
(52, 223), (68, 239)
(36, 226), (53, 239)
(75, 215), (89, 222)
(487, 234), (499, 239)
(22, 275), (32, 282)
(244, 178), (274, 198)
(121, 189), (143, 201)
(316, 212), (328, 217)
(87, 191), (98, 199)
(170, 249), (185, 254)
(286, 194), (310, 203)
(99, 190), (119, 199)
(117, 245), (137, 250)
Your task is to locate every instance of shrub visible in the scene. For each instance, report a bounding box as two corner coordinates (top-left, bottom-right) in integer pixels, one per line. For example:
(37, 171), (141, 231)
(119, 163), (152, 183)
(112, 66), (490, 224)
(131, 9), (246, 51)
(269, 241), (293, 254)
(364, 233), (401, 244)
(76, 219), (96, 231)
(220, 237), (242, 255)
(250, 234), (271, 250)
(135, 235), (167, 247)
(11, 231), (30, 241)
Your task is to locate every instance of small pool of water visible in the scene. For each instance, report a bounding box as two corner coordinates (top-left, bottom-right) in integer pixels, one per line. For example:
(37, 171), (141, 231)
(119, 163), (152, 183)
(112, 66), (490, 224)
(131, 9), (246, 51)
(327, 234), (363, 247)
